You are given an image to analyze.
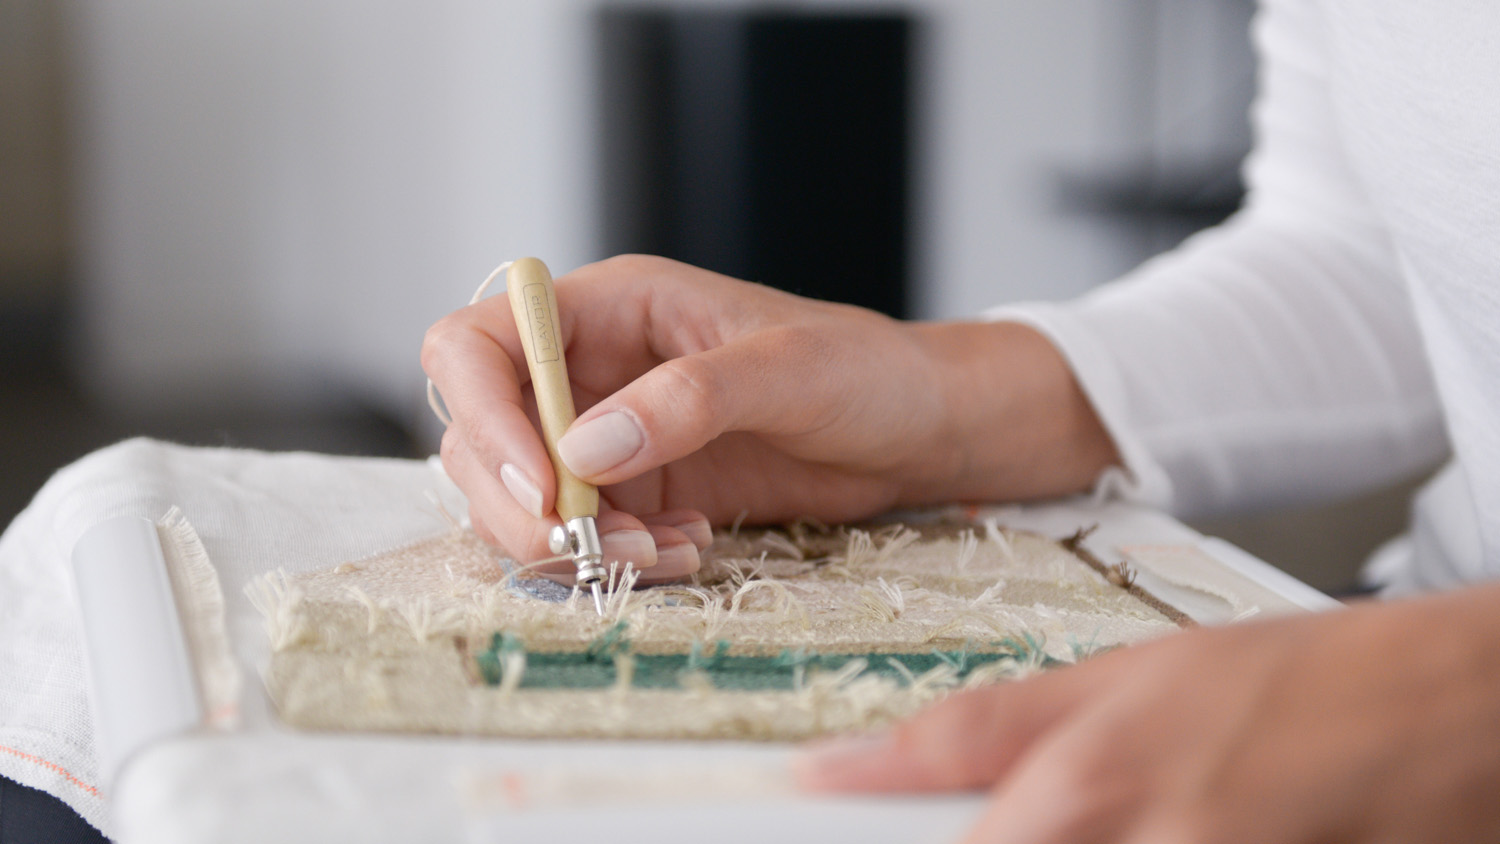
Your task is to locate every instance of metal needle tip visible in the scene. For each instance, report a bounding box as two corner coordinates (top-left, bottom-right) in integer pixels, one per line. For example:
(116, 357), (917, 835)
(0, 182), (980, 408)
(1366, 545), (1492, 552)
(590, 581), (604, 616)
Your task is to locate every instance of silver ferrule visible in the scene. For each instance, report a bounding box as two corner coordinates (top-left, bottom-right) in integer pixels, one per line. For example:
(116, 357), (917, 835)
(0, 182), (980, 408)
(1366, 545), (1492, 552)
(564, 516), (607, 586)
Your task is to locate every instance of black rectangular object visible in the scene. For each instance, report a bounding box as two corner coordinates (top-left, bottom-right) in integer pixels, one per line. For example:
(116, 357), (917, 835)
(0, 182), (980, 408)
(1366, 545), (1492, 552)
(597, 10), (913, 318)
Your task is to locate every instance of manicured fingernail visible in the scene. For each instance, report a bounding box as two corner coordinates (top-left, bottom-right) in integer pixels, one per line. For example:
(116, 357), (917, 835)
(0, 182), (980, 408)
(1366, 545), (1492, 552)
(648, 512), (711, 551)
(558, 411), (643, 477)
(792, 733), (895, 785)
(653, 542), (701, 578)
(499, 463), (544, 519)
(600, 529), (656, 569)
(677, 520), (713, 551)
(642, 512), (715, 550)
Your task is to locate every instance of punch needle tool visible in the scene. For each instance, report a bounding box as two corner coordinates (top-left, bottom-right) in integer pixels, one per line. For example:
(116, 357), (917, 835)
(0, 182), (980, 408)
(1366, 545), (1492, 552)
(506, 257), (608, 615)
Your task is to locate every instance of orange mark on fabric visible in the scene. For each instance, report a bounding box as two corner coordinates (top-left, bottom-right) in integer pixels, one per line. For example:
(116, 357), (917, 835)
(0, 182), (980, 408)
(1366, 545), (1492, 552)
(502, 772), (528, 809)
(0, 744), (101, 797)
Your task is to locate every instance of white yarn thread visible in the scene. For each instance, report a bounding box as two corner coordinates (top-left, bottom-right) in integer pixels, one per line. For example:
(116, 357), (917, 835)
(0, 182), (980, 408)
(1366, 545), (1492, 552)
(426, 260), (514, 428)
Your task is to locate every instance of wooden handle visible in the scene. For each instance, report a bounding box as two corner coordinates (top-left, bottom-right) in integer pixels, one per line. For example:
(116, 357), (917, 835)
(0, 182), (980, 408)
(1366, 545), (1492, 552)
(507, 257), (599, 523)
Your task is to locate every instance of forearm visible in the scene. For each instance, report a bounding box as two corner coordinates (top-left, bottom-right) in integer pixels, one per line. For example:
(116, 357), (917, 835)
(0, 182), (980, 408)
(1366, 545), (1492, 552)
(903, 319), (1120, 506)
(972, 0), (1445, 519)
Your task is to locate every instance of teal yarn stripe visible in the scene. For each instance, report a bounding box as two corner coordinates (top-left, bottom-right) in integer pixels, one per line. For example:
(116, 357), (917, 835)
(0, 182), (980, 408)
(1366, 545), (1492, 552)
(474, 628), (1068, 691)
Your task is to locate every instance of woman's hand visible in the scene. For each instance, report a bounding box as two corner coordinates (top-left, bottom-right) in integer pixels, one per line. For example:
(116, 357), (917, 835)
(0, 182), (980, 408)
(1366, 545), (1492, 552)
(796, 584), (1500, 844)
(421, 255), (1115, 581)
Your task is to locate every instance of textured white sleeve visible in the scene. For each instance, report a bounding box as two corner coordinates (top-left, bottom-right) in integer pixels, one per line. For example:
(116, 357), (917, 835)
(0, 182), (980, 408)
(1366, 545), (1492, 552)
(989, 0), (1448, 518)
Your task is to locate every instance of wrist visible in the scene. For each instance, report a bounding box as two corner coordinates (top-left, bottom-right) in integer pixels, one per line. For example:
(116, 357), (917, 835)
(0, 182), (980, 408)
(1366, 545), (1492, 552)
(901, 319), (1120, 505)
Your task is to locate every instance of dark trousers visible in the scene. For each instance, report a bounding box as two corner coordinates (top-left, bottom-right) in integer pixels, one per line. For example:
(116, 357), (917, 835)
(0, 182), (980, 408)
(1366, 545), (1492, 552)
(0, 776), (108, 844)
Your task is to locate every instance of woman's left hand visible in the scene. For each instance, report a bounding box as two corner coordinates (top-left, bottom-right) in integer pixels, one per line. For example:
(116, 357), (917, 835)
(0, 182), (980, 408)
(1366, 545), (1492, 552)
(796, 583), (1500, 844)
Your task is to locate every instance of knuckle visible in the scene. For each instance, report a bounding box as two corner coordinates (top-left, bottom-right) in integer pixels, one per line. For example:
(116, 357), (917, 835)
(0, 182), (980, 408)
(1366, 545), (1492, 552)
(443, 424), (504, 481)
(420, 313), (470, 374)
(652, 356), (723, 430)
(754, 324), (836, 379)
(469, 508), (496, 543)
(602, 253), (673, 277)
(461, 427), (506, 478)
(900, 690), (1009, 786)
(761, 323), (826, 357)
(439, 428), (463, 465)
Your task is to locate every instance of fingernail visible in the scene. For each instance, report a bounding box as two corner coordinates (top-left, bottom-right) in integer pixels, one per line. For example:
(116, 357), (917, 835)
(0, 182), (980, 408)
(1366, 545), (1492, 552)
(792, 733), (895, 786)
(600, 529), (656, 569)
(647, 514), (714, 550)
(677, 520), (713, 551)
(642, 512), (715, 550)
(558, 411), (643, 477)
(653, 542), (701, 578)
(499, 463), (544, 519)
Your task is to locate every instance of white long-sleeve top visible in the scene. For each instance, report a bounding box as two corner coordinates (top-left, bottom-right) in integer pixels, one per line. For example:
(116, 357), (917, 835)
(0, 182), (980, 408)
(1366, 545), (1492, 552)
(995, 0), (1499, 594)
(1, 0), (1497, 832)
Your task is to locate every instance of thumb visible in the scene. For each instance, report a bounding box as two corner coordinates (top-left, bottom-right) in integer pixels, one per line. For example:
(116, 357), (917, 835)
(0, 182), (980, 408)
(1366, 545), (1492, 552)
(556, 329), (816, 485)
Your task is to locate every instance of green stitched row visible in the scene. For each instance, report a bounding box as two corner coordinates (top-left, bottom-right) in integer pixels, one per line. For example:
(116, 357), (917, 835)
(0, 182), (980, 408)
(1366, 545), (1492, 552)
(473, 627), (1068, 691)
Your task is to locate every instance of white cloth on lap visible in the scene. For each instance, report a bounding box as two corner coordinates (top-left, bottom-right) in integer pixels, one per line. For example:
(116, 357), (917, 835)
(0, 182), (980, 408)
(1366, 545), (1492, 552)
(0, 439), (466, 835)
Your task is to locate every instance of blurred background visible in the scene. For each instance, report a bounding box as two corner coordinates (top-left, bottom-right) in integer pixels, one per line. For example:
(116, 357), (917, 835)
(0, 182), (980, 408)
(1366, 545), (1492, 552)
(1, 0), (1424, 591)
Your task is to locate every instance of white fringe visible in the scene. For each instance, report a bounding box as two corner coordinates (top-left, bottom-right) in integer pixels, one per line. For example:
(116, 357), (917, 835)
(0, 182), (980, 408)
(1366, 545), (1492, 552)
(954, 529), (979, 570)
(156, 507), (242, 729)
(983, 518), (1016, 565)
(245, 569), (309, 652)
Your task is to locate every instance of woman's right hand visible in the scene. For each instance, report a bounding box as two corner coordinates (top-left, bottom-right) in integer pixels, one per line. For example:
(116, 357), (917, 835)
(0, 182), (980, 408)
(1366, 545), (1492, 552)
(421, 255), (1116, 582)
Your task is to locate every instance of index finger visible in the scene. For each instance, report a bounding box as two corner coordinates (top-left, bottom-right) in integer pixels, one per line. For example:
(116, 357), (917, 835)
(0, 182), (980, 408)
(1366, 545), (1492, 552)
(421, 293), (558, 518)
(793, 652), (1134, 793)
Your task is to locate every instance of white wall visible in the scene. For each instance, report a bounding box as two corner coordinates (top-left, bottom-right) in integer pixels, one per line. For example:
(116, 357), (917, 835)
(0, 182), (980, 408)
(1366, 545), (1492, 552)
(915, 0), (1119, 317)
(914, 0), (1253, 317)
(68, 0), (1251, 427)
(70, 0), (599, 419)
